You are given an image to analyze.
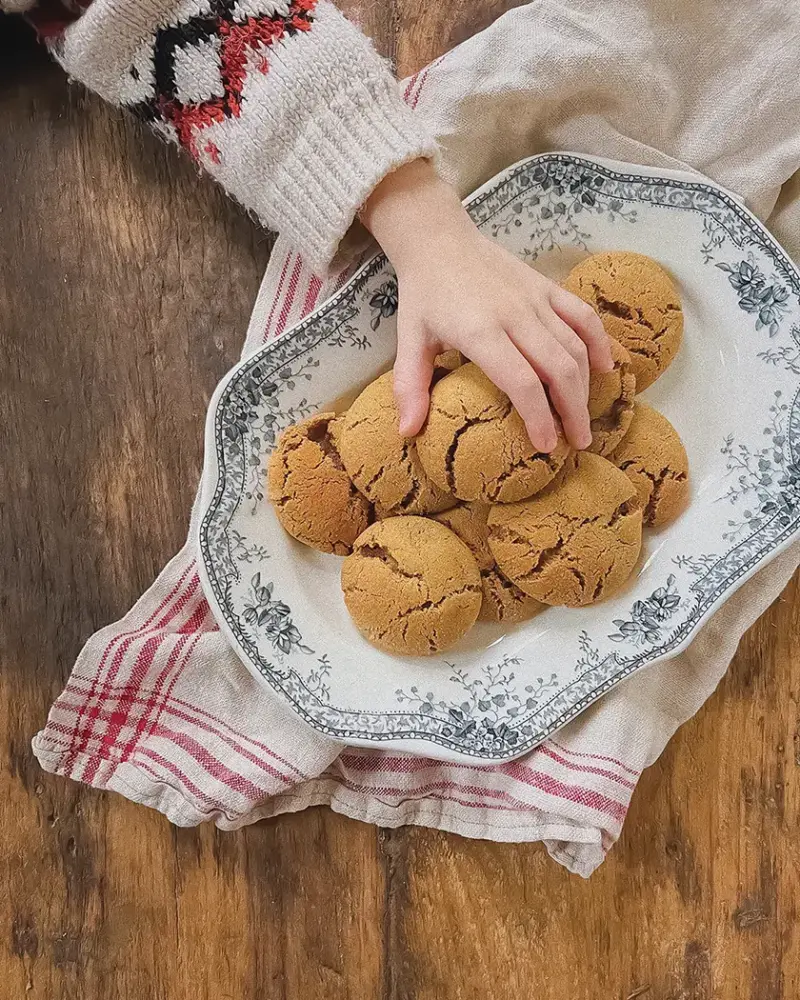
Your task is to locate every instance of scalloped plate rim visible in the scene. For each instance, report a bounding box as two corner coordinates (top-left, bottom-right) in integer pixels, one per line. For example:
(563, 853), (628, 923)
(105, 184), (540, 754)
(196, 151), (800, 763)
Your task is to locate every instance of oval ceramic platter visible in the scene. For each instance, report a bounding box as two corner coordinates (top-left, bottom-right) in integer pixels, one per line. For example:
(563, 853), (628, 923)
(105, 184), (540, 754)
(197, 153), (800, 764)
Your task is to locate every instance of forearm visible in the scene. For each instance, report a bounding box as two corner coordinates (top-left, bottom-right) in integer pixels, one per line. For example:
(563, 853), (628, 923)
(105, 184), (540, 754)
(361, 158), (476, 269)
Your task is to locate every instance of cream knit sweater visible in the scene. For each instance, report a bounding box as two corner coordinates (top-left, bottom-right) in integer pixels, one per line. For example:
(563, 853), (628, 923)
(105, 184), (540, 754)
(7, 0), (436, 272)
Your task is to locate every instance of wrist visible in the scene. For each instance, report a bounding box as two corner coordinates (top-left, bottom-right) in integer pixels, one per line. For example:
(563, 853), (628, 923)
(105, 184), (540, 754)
(361, 159), (474, 271)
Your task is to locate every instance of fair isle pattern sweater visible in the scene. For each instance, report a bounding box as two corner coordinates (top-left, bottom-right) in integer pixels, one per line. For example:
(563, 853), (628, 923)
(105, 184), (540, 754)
(7, 0), (436, 271)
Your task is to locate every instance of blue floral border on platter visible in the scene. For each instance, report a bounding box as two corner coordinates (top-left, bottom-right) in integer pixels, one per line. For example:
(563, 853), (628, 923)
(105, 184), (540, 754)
(198, 154), (800, 759)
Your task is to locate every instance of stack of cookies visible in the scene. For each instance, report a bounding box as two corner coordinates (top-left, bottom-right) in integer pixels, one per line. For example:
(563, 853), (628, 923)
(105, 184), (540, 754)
(268, 252), (690, 657)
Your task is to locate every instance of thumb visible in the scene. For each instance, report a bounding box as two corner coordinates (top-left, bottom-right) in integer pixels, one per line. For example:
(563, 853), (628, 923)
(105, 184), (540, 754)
(393, 327), (435, 437)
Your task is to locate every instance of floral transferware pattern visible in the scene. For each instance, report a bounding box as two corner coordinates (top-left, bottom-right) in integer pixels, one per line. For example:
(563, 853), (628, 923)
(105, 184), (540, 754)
(490, 162), (639, 259)
(716, 257), (791, 337)
(198, 154), (800, 763)
(394, 658), (559, 751)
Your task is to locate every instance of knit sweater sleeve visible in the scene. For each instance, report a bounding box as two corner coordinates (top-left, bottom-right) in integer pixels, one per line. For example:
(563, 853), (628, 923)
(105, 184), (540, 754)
(13, 0), (436, 272)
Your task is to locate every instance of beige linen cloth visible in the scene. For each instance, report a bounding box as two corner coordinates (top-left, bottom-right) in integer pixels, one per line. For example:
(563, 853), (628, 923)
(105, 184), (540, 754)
(34, 0), (800, 876)
(403, 0), (800, 851)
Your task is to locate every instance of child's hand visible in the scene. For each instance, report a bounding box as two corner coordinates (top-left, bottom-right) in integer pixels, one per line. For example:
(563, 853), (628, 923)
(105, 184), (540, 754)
(361, 160), (613, 452)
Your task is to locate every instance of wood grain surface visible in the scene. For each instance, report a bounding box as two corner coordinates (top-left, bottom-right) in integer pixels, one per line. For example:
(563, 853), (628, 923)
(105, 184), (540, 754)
(1, 5), (798, 998)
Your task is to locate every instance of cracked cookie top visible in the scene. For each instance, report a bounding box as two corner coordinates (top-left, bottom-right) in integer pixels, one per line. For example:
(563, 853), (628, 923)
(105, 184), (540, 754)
(487, 452), (643, 608)
(432, 503), (542, 625)
(341, 516), (482, 656)
(610, 401), (690, 527)
(267, 413), (372, 555)
(415, 363), (571, 504)
(331, 372), (455, 516)
(563, 251), (683, 391)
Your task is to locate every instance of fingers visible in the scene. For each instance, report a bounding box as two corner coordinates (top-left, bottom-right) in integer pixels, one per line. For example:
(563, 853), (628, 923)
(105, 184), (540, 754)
(469, 334), (557, 452)
(509, 324), (592, 450)
(538, 311), (590, 398)
(393, 324), (437, 437)
(549, 285), (614, 372)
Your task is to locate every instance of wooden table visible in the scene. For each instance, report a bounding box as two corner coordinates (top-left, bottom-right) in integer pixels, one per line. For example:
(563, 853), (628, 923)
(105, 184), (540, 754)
(1, 5), (798, 998)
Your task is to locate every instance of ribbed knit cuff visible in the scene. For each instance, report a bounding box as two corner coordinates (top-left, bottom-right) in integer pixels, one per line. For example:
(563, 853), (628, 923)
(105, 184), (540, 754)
(266, 74), (437, 273)
(195, 2), (439, 273)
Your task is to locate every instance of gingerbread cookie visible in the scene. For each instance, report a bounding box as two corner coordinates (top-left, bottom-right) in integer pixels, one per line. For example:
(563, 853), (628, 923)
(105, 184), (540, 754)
(587, 338), (636, 456)
(268, 413), (371, 555)
(416, 363), (571, 504)
(331, 372), (454, 516)
(564, 251), (682, 390)
(341, 516), (482, 655)
(433, 350), (464, 375)
(610, 401), (689, 527)
(487, 452), (642, 607)
(432, 503), (541, 624)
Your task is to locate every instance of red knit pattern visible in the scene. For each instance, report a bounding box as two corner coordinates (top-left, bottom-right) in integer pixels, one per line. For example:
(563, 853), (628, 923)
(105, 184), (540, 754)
(157, 0), (318, 161)
(204, 142), (222, 164)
